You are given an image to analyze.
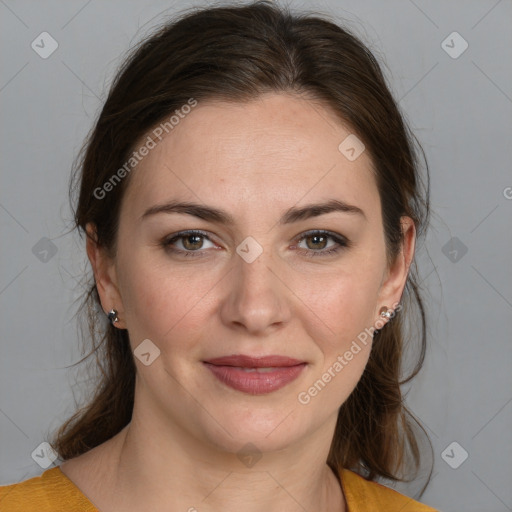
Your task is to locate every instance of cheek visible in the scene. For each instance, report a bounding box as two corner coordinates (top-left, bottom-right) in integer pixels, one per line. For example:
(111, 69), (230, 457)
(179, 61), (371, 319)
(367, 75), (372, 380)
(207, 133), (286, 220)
(294, 270), (378, 412)
(116, 248), (221, 351)
(294, 260), (384, 346)
(290, 254), (384, 404)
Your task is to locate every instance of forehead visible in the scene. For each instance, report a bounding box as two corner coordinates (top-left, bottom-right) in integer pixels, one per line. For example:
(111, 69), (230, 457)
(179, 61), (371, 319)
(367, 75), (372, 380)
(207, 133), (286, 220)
(122, 93), (379, 223)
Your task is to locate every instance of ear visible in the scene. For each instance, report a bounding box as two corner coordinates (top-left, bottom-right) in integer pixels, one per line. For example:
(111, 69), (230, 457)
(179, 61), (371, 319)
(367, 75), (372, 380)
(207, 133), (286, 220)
(86, 223), (126, 329)
(375, 217), (416, 324)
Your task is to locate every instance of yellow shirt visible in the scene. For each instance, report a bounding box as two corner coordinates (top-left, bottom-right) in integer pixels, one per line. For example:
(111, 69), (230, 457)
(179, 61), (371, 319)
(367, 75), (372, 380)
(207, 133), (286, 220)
(0, 466), (438, 511)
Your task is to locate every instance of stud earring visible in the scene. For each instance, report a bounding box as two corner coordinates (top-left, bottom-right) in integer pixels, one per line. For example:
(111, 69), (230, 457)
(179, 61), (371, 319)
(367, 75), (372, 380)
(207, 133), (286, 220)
(375, 305), (400, 337)
(107, 309), (119, 325)
(379, 306), (393, 319)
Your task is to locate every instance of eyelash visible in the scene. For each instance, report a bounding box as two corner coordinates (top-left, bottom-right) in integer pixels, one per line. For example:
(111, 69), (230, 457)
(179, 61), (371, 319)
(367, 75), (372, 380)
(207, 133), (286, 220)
(161, 229), (350, 258)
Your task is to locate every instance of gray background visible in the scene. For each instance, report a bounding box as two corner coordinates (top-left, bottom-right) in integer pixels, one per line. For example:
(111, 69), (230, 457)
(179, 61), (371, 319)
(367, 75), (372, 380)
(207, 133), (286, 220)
(1, 1), (511, 510)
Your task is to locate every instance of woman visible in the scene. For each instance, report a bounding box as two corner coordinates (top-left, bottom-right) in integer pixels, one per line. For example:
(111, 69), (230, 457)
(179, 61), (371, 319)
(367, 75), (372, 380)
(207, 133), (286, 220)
(0, 1), (438, 510)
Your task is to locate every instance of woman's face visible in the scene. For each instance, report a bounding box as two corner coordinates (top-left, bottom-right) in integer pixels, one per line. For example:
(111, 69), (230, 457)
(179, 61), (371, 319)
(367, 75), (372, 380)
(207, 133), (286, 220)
(92, 92), (413, 455)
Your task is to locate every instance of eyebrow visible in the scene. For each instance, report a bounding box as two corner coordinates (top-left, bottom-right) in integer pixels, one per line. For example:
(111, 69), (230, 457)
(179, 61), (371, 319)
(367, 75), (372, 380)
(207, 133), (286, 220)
(141, 199), (366, 224)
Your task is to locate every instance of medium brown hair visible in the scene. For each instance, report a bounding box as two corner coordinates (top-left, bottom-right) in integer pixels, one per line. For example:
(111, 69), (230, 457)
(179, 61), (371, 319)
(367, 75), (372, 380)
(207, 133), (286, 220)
(52, 0), (431, 487)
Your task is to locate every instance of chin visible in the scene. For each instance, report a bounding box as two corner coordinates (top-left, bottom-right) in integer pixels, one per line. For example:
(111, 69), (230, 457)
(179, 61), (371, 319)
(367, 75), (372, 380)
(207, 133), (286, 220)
(193, 402), (311, 455)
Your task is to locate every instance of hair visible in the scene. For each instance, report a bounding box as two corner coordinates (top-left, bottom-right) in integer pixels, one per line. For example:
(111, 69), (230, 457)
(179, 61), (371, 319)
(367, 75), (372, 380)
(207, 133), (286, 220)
(52, 0), (431, 488)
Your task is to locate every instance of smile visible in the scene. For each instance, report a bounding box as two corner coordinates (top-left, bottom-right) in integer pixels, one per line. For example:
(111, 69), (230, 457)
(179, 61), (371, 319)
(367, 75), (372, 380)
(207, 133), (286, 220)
(203, 355), (307, 395)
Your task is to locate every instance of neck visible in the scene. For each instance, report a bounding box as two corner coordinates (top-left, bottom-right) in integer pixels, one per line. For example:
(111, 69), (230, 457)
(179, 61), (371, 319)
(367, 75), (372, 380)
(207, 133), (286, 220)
(100, 405), (345, 512)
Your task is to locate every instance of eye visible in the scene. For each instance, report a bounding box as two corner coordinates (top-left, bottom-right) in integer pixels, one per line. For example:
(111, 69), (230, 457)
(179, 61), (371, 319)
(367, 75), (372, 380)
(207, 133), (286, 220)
(162, 230), (217, 256)
(161, 229), (349, 259)
(294, 230), (349, 257)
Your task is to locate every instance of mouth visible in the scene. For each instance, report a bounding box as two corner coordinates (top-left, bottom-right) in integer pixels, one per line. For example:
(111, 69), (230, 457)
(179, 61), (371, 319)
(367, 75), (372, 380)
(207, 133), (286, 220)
(203, 355), (307, 395)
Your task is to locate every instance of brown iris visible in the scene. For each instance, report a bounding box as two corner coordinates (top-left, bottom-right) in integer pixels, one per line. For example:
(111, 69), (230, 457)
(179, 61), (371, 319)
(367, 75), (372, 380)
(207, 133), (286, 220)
(182, 234), (204, 250)
(304, 234), (328, 250)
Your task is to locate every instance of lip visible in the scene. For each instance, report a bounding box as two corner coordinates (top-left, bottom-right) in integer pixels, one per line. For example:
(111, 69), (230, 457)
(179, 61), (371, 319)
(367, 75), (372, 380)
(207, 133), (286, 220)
(203, 354), (307, 395)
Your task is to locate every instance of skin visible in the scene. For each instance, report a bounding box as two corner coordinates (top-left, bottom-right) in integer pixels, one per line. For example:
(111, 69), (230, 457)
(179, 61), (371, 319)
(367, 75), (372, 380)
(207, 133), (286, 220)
(61, 92), (415, 512)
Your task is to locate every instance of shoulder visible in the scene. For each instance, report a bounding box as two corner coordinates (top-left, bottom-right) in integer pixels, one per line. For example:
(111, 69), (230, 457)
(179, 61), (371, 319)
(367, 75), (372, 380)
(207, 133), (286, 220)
(0, 467), (97, 512)
(340, 469), (439, 512)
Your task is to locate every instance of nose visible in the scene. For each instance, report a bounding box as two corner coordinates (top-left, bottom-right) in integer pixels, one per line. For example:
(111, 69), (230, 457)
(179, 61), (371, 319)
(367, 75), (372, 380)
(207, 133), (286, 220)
(219, 247), (291, 335)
